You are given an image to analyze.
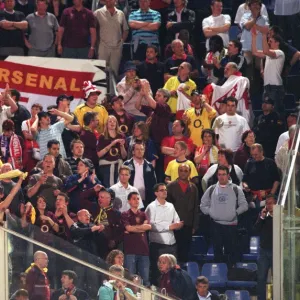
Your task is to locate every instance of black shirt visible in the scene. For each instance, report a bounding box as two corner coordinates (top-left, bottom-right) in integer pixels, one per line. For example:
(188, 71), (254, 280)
(164, 55), (197, 76)
(0, 10), (26, 47)
(51, 287), (90, 300)
(253, 215), (273, 250)
(11, 103), (31, 137)
(243, 158), (280, 191)
(14, 1), (34, 16)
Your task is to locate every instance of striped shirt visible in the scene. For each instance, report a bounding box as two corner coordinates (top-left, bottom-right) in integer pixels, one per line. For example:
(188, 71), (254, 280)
(37, 121), (66, 159)
(129, 8), (161, 43)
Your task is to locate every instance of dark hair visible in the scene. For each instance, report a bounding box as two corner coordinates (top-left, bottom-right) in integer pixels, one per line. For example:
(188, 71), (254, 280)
(57, 192), (69, 203)
(2, 119), (14, 131)
(12, 289), (29, 297)
(153, 183), (166, 193)
(83, 111), (98, 126)
(288, 113), (298, 120)
(62, 270), (77, 283)
(211, 0), (222, 5)
(270, 25), (284, 37)
(174, 119), (186, 132)
(241, 130), (254, 143)
(201, 128), (216, 143)
(31, 103), (43, 111)
(106, 249), (124, 265)
(47, 139), (60, 149)
(217, 164), (230, 174)
(10, 89), (21, 101)
(224, 96), (238, 106)
(127, 191), (139, 201)
(209, 35), (224, 53)
(132, 142), (145, 153)
(266, 194), (277, 202)
(147, 44), (158, 53)
(195, 276), (209, 285)
(218, 148), (234, 165)
(230, 39), (242, 53)
(271, 34), (284, 45)
(248, 0), (262, 7)
(132, 121), (149, 140)
(36, 0), (49, 4)
(70, 139), (84, 151)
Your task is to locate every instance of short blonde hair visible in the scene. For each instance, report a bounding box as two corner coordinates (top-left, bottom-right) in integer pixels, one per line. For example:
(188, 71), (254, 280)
(250, 143), (263, 152)
(158, 254), (177, 269)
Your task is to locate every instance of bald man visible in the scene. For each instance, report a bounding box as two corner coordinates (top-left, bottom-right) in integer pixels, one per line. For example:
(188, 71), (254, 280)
(26, 251), (50, 300)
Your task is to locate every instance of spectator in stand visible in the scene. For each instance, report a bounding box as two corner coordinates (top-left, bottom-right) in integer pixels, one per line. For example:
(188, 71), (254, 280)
(145, 183), (182, 285)
(158, 254), (196, 299)
(275, 113), (297, 155)
(195, 276), (220, 300)
(243, 144), (280, 208)
(65, 158), (101, 213)
(136, 45), (165, 96)
(194, 129), (219, 178)
(27, 154), (63, 211)
(164, 40), (198, 82)
(9, 89), (30, 138)
(126, 121), (158, 167)
(110, 96), (135, 137)
(167, 164), (199, 263)
(57, 0), (96, 58)
(201, 165), (248, 267)
(240, 0), (269, 69)
(94, 0), (129, 76)
(123, 143), (157, 206)
(251, 29), (285, 117)
(253, 98), (284, 159)
(25, 0), (58, 57)
(128, 0), (161, 61)
(110, 165), (143, 213)
(213, 96), (250, 152)
(32, 109), (74, 160)
(80, 112), (100, 168)
(96, 115), (127, 187)
(202, 0), (231, 51)
(202, 35), (228, 84)
(10, 289), (29, 300)
(164, 62), (197, 115)
(253, 194), (276, 300)
(117, 62), (152, 121)
(0, 120), (24, 170)
(66, 140), (94, 174)
(213, 39), (247, 83)
(0, 0), (28, 59)
(35, 139), (72, 182)
(165, 141), (198, 184)
(202, 148), (243, 191)
(25, 251), (50, 300)
(121, 191), (151, 286)
(183, 91), (217, 147)
(166, 0), (195, 42)
(22, 103), (42, 173)
(74, 81), (108, 134)
(0, 85), (18, 135)
(235, 0), (268, 26)
(161, 120), (195, 171)
(234, 130), (256, 171)
(51, 270), (90, 300)
(15, 0), (34, 16)
(47, 0), (65, 22)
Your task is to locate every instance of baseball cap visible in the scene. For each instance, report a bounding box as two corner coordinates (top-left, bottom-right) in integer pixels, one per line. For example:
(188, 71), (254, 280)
(263, 97), (274, 105)
(56, 94), (74, 106)
(111, 95), (124, 105)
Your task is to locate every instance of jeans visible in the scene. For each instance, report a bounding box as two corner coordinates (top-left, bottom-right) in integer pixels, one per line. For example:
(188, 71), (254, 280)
(257, 248), (272, 300)
(125, 255), (150, 286)
(264, 85), (285, 117)
(62, 47), (90, 59)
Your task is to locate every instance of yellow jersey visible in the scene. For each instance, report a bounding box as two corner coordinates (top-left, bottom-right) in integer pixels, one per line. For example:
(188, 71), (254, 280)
(165, 159), (198, 181)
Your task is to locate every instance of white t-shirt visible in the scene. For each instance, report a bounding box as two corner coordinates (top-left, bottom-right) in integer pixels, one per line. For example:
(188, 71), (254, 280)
(202, 14), (231, 51)
(234, 3), (268, 25)
(264, 49), (285, 86)
(213, 113), (250, 151)
(275, 131), (289, 155)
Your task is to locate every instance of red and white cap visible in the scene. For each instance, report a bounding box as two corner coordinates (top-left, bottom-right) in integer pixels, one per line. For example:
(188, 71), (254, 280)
(82, 81), (101, 99)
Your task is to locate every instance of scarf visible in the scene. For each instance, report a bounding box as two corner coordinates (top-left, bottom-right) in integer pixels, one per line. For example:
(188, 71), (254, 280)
(83, 126), (100, 140)
(196, 145), (218, 176)
(0, 134), (22, 170)
(94, 205), (113, 225)
(65, 284), (77, 296)
(172, 53), (187, 60)
(25, 263), (48, 274)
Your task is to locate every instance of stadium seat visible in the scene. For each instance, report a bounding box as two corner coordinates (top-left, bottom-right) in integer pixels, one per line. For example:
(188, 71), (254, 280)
(189, 236), (208, 260)
(243, 236), (260, 261)
(227, 263), (257, 288)
(211, 290), (220, 296)
(229, 25), (241, 41)
(201, 263), (228, 288)
(205, 245), (215, 261)
(225, 290), (251, 300)
(185, 261), (200, 284)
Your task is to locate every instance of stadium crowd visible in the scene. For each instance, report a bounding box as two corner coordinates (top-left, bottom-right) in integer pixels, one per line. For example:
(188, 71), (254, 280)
(0, 0), (299, 299)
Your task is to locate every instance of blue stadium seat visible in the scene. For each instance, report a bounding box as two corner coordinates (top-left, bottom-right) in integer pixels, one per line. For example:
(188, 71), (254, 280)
(229, 25), (241, 41)
(227, 263), (257, 288)
(185, 262), (200, 284)
(243, 236), (260, 261)
(225, 290), (251, 300)
(211, 290), (220, 296)
(201, 263), (228, 288)
(205, 245), (215, 261)
(189, 236), (208, 260)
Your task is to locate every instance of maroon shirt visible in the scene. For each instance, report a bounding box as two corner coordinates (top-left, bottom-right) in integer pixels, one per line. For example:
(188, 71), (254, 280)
(110, 110), (135, 137)
(60, 7), (96, 48)
(80, 129), (98, 167)
(121, 209), (149, 256)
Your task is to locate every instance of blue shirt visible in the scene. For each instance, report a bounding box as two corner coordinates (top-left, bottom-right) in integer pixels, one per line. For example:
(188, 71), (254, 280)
(240, 12), (269, 51)
(129, 8), (161, 43)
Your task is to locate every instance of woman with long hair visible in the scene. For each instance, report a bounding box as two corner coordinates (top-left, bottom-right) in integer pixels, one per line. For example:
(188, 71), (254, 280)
(97, 115), (127, 187)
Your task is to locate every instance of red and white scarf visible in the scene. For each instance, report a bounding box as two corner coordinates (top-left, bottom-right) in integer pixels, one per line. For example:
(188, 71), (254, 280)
(1, 133), (23, 170)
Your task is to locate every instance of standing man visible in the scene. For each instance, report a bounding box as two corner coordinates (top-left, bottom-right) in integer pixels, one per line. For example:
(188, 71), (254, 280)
(145, 183), (183, 285)
(57, 0), (96, 59)
(167, 164), (199, 263)
(254, 194), (276, 300)
(74, 81), (108, 134)
(25, 251), (50, 300)
(128, 0), (161, 61)
(94, 0), (129, 76)
(201, 165), (248, 267)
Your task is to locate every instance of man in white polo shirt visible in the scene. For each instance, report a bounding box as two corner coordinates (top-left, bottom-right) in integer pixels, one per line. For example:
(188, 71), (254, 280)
(213, 96), (250, 152)
(202, 0), (231, 51)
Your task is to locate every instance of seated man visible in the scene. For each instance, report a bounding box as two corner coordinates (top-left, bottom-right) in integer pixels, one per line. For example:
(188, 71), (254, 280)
(195, 276), (220, 300)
